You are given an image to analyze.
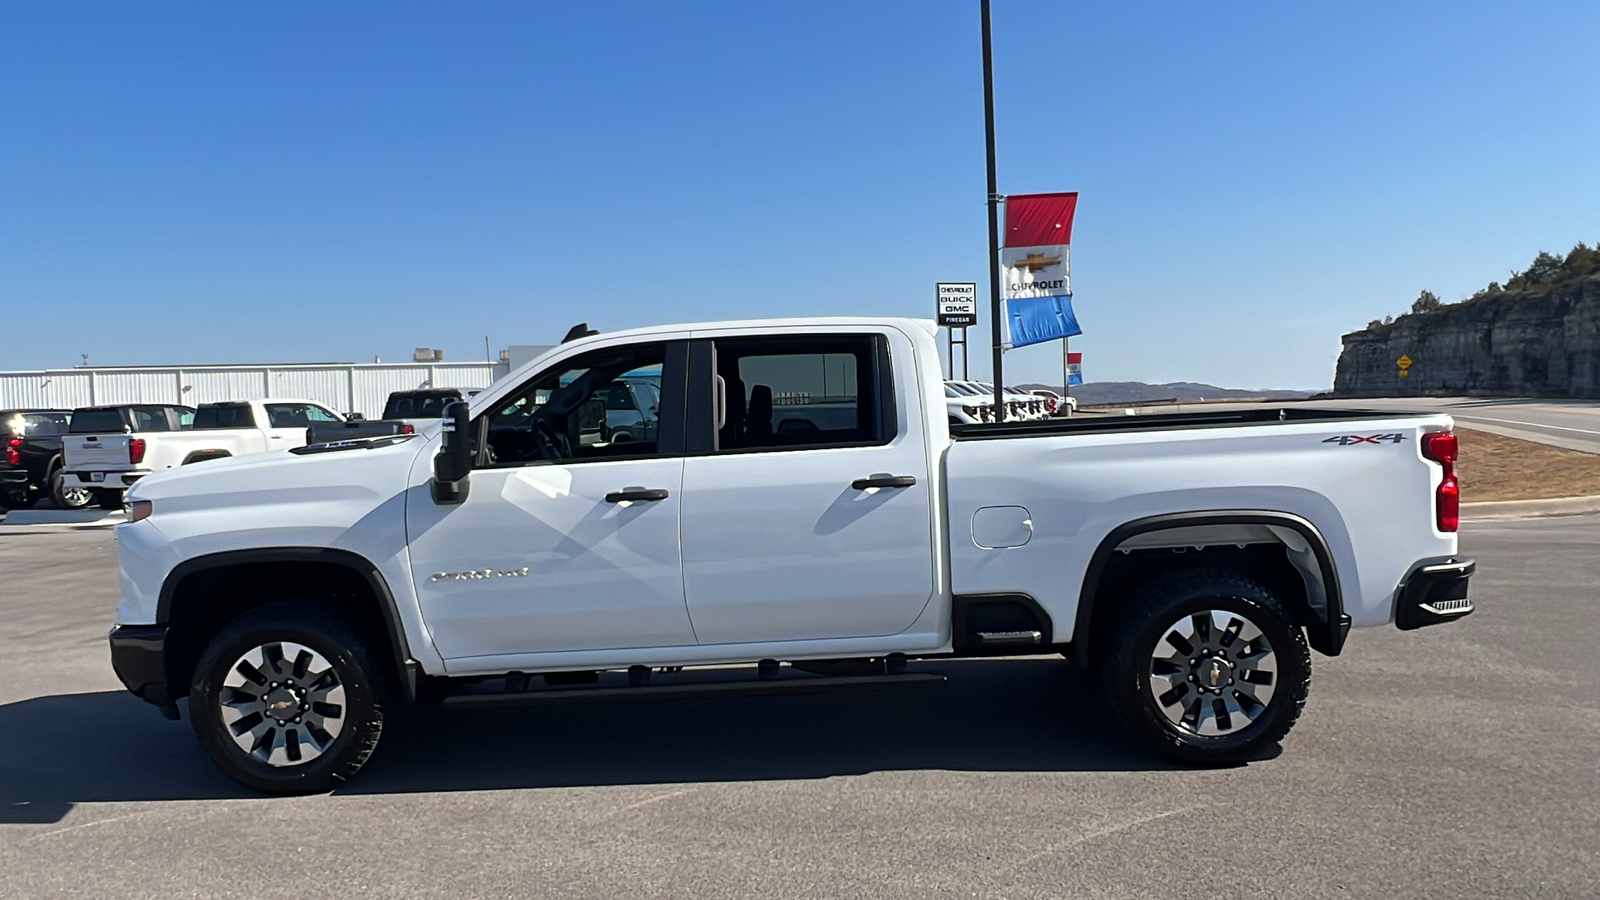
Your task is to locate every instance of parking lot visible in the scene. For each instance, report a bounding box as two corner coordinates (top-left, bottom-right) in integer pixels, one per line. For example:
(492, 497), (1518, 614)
(1, 516), (1596, 899)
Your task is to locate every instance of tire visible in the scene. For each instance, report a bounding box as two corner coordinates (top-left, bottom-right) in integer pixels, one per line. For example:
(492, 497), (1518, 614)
(50, 467), (93, 510)
(1100, 569), (1310, 766)
(94, 490), (125, 510)
(190, 603), (390, 795)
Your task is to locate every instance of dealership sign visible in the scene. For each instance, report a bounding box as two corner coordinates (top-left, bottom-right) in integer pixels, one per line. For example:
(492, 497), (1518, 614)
(936, 283), (978, 327)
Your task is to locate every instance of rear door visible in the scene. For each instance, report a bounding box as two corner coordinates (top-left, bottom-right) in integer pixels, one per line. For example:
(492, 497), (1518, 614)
(263, 403), (341, 448)
(677, 328), (936, 645)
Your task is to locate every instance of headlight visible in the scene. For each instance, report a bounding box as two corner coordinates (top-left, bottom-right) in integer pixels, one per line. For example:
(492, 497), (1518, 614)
(128, 500), (153, 523)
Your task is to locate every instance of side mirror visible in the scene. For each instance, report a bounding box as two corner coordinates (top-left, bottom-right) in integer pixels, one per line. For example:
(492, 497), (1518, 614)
(432, 401), (472, 504)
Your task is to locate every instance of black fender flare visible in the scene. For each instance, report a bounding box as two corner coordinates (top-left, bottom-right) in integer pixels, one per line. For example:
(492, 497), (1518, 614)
(1072, 510), (1348, 669)
(157, 546), (417, 699)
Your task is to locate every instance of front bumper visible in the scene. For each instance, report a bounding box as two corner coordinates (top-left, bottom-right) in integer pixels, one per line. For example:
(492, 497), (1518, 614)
(1395, 558), (1476, 630)
(109, 624), (179, 719)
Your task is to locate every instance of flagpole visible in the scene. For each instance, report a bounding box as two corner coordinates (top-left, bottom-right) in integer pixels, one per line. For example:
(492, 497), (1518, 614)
(1062, 335), (1070, 409)
(981, 0), (1005, 422)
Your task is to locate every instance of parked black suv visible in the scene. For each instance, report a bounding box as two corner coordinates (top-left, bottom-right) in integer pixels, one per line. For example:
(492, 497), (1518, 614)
(1, 409), (93, 510)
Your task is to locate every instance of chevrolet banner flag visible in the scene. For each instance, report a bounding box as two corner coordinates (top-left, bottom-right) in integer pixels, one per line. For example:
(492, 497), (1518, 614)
(1066, 351), (1084, 386)
(1001, 192), (1081, 349)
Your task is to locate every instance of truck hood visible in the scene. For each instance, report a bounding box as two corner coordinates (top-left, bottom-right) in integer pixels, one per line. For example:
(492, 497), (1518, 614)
(126, 435), (428, 506)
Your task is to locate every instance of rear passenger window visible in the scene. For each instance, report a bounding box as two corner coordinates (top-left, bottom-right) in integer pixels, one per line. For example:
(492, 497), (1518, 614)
(713, 335), (893, 452)
(131, 408), (169, 432)
(20, 413), (69, 435)
(196, 405), (255, 429)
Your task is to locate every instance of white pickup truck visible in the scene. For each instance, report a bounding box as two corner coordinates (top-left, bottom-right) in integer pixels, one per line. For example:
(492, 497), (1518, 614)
(64, 398), (345, 504)
(109, 317), (1474, 794)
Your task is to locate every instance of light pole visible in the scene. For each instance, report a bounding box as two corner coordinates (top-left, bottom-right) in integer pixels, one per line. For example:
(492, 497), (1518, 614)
(981, 0), (1005, 422)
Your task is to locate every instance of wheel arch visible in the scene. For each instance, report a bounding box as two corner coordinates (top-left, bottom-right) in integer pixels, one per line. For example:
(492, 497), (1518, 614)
(157, 547), (417, 702)
(1072, 510), (1348, 671)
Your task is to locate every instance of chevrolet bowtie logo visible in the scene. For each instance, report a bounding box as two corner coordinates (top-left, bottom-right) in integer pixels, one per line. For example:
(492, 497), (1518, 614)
(1012, 252), (1062, 271)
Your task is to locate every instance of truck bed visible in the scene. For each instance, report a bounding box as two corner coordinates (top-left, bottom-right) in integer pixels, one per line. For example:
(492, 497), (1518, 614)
(949, 406), (1418, 440)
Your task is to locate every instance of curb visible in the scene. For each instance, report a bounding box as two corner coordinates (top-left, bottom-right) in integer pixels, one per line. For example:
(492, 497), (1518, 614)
(1462, 495), (1600, 521)
(0, 509), (125, 529)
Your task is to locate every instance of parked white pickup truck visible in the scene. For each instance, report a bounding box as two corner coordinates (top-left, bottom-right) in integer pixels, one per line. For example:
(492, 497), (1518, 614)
(64, 398), (344, 504)
(109, 317), (1474, 794)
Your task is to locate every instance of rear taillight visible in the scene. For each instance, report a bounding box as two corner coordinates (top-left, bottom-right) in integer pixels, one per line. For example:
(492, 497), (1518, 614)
(401, 424), (415, 435)
(1422, 431), (1459, 532)
(129, 438), (147, 465)
(5, 437), (19, 467)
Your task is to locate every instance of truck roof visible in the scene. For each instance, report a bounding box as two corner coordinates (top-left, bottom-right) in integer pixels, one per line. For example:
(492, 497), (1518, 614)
(511, 316), (938, 383)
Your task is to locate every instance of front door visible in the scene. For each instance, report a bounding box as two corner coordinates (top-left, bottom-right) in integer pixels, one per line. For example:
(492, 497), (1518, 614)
(678, 331), (936, 646)
(406, 340), (697, 662)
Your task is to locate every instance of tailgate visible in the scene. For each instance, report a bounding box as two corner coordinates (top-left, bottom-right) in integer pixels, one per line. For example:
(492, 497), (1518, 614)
(65, 434), (133, 472)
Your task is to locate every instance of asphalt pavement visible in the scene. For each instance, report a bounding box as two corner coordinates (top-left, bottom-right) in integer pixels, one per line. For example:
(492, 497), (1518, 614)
(1, 519), (1596, 899)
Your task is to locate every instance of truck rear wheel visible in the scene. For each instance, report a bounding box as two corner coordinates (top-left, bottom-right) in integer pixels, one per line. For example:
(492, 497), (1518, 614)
(190, 604), (389, 795)
(49, 468), (93, 510)
(1101, 570), (1310, 766)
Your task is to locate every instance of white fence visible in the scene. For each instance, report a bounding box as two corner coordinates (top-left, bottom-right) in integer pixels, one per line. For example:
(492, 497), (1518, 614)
(0, 361), (511, 420)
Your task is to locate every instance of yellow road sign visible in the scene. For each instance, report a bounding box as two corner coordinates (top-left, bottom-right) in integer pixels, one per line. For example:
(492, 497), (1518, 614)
(1397, 355), (1413, 370)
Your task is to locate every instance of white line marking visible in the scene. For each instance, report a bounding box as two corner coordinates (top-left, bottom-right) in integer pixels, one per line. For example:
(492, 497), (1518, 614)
(606, 788), (690, 818)
(1012, 803), (1203, 867)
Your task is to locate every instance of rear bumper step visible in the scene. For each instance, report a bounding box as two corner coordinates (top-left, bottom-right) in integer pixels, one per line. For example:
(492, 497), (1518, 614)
(441, 669), (946, 710)
(1395, 558), (1476, 630)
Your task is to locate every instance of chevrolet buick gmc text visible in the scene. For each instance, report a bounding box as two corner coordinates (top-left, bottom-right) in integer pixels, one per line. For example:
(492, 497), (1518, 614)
(108, 318), (1474, 793)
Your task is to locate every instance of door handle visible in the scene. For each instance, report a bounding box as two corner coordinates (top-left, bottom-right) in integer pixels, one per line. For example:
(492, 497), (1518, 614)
(605, 487), (670, 503)
(852, 473), (917, 490)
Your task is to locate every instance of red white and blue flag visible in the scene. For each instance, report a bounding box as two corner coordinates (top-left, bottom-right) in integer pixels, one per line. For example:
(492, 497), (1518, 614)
(1001, 192), (1081, 349)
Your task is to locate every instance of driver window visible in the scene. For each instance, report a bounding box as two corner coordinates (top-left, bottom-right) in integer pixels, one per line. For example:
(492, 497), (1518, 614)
(478, 342), (668, 467)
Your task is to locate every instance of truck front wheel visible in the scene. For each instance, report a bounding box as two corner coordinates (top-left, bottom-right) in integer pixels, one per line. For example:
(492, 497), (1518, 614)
(190, 604), (389, 794)
(1102, 570), (1310, 766)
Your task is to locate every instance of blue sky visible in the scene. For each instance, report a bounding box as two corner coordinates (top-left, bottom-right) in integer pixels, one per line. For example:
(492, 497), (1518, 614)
(3, 1), (1597, 389)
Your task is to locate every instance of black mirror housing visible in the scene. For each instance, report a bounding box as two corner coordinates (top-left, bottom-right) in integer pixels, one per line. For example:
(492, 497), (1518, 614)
(432, 401), (472, 504)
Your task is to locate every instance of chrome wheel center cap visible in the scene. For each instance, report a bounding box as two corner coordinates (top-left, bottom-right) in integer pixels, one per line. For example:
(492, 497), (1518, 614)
(264, 687), (302, 723)
(1196, 656), (1232, 692)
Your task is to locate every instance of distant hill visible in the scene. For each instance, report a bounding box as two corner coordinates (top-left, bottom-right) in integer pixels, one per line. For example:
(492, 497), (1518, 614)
(1017, 381), (1314, 406)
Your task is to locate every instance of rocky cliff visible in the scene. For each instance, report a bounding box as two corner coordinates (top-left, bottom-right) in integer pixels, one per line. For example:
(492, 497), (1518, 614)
(1334, 275), (1600, 398)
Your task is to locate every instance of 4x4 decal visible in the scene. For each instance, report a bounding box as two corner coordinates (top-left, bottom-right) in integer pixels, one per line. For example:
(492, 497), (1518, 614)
(1322, 433), (1406, 446)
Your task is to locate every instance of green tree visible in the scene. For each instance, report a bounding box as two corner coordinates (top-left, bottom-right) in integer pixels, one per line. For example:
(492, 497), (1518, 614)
(1410, 290), (1442, 314)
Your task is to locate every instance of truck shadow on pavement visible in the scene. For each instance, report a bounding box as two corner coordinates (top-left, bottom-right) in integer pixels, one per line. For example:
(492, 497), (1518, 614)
(1, 659), (1181, 824)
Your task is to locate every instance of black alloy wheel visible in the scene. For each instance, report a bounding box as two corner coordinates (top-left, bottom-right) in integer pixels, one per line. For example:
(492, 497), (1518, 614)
(190, 603), (390, 794)
(1102, 569), (1311, 766)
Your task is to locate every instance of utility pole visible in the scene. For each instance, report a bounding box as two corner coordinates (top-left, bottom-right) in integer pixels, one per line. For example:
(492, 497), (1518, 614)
(981, 0), (1005, 422)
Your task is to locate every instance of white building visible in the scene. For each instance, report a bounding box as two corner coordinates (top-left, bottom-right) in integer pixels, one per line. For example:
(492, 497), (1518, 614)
(0, 359), (513, 420)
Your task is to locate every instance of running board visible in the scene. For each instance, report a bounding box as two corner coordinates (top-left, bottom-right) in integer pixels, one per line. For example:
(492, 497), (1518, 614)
(441, 671), (946, 710)
(973, 630), (1042, 647)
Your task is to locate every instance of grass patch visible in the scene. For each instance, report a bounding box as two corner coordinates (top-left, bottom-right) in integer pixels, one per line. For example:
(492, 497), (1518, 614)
(1459, 427), (1600, 502)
